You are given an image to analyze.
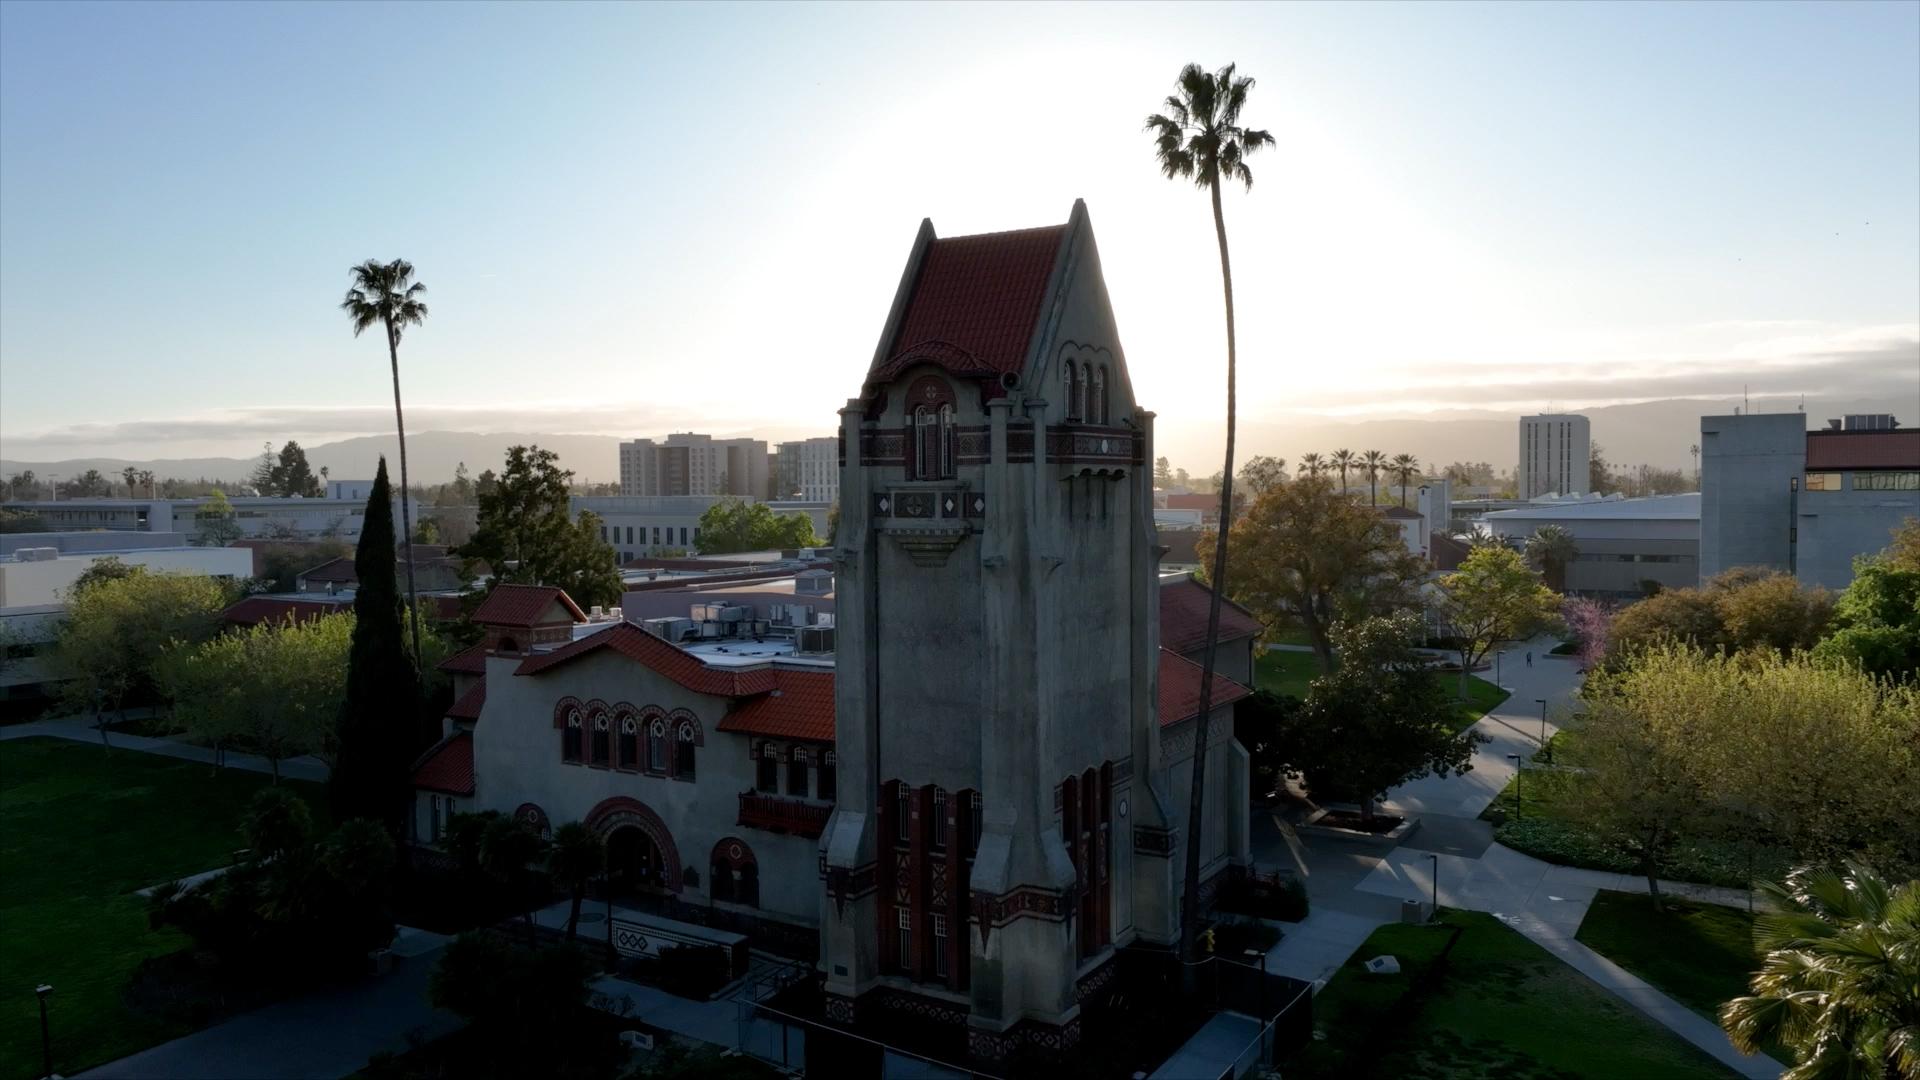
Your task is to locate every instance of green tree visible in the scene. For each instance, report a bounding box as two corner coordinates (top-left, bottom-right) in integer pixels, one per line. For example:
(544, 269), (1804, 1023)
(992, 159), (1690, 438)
(1814, 550), (1920, 680)
(1146, 60), (1274, 974)
(173, 613), (353, 782)
(413, 516), (441, 546)
(1285, 614), (1482, 819)
(194, 489), (244, 547)
(53, 570), (230, 739)
(1236, 454), (1287, 497)
(825, 500), (841, 545)
(65, 555), (143, 599)
(243, 784), (315, 860)
(430, 934), (619, 1079)
(0, 507), (47, 532)
(482, 816), (546, 942)
(254, 440), (324, 498)
(1434, 544), (1562, 696)
(1524, 524), (1579, 592)
(1154, 456), (1174, 487)
(548, 823), (606, 942)
(695, 498), (823, 554)
(7, 469), (40, 500)
(1389, 453), (1420, 508)
(463, 445), (623, 608)
(1298, 452), (1325, 479)
(342, 258), (430, 666)
(332, 460), (423, 835)
(1720, 860), (1920, 1078)
(1210, 474), (1425, 671)
(1607, 569), (1834, 666)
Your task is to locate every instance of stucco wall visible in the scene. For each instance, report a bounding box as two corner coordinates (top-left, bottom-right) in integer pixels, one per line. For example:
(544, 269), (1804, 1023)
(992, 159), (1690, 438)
(1797, 485), (1918, 589)
(470, 651), (823, 927)
(1700, 414), (1803, 581)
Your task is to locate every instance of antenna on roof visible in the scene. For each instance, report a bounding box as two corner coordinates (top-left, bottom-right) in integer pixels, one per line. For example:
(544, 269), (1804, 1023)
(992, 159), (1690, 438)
(1744, 385), (1750, 414)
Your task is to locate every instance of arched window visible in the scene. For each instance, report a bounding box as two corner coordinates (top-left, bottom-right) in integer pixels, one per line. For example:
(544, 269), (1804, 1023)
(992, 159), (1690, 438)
(590, 711), (611, 766)
(647, 718), (668, 773)
(675, 720), (697, 779)
(711, 837), (758, 908)
(1062, 362), (1078, 420)
(561, 709), (583, 763)
(931, 788), (948, 852)
(938, 403), (954, 477)
(1073, 363), (1088, 422)
(617, 713), (639, 769)
(756, 743), (779, 792)
(1092, 366), (1108, 425)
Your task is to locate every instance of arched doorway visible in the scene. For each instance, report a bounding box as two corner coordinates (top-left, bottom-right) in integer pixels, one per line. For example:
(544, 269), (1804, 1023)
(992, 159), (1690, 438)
(607, 825), (666, 895)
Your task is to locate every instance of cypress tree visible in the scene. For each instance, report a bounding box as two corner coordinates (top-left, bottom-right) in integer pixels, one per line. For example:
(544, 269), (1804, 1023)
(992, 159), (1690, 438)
(332, 458), (422, 835)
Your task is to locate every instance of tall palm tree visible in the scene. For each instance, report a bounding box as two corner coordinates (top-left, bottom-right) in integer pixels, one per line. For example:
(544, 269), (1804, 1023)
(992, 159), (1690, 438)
(1362, 449), (1386, 506)
(1390, 453), (1420, 508)
(341, 259), (428, 665)
(1331, 448), (1355, 494)
(1524, 524), (1579, 592)
(547, 822), (606, 942)
(1720, 860), (1919, 1078)
(1146, 61), (1273, 977)
(1299, 452), (1325, 480)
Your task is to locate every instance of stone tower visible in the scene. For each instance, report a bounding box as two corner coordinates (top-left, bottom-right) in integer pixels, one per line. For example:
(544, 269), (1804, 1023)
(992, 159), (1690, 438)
(820, 201), (1178, 1057)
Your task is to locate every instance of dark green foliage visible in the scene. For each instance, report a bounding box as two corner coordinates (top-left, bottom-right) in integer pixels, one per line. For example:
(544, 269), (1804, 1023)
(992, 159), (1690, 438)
(462, 445), (622, 608)
(0, 507), (47, 532)
(548, 822), (606, 941)
(331, 459), (422, 834)
(253, 440), (325, 497)
(65, 555), (143, 597)
(1215, 872), (1309, 922)
(1813, 556), (1920, 679)
(630, 943), (731, 1000)
(695, 498), (822, 554)
(1233, 689), (1300, 799)
(430, 934), (621, 1080)
(150, 792), (395, 984)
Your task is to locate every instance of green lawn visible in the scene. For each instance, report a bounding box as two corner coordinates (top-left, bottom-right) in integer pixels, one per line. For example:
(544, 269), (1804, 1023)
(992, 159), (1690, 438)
(0, 737), (325, 1078)
(1291, 910), (1734, 1079)
(1254, 650), (1509, 732)
(1575, 890), (1760, 1020)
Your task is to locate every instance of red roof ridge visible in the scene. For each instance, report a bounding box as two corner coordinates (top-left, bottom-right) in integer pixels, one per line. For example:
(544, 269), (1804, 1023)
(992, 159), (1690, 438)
(1156, 646), (1253, 727)
(410, 731), (475, 796)
(471, 584), (588, 627)
(446, 678), (486, 722)
(514, 622), (777, 698)
(437, 642), (491, 675)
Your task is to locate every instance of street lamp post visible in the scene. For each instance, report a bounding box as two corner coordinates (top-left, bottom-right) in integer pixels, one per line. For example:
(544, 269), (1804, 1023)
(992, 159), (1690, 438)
(1507, 754), (1524, 820)
(1427, 853), (1439, 921)
(1536, 698), (1550, 761)
(36, 983), (52, 1080)
(1495, 651), (1504, 686)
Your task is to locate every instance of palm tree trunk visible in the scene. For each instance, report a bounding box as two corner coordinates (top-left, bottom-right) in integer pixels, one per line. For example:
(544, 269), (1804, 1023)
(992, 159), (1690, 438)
(1181, 179), (1239, 985)
(385, 323), (425, 670)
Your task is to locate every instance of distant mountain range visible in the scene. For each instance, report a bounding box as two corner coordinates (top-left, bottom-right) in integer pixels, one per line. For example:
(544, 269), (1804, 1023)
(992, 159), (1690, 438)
(2, 397), (1902, 487)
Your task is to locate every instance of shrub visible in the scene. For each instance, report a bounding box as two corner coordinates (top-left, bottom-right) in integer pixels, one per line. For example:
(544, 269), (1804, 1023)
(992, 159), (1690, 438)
(630, 943), (731, 1000)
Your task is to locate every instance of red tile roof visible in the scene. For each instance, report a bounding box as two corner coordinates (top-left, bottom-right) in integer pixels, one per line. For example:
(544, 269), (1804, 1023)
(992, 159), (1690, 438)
(1380, 506), (1423, 520)
(871, 224), (1067, 384)
(1157, 647), (1253, 727)
(411, 732), (475, 796)
(221, 595), (346, 627)
(438, 642), (490, 675)
(515, 623), (777, 697)
(1158, 578), (1265, 655)
(716, 668), (836, 743)
(446, 679), (486, 722)
(1805, 430), (1920, 470)
(471, 584), (587, 628)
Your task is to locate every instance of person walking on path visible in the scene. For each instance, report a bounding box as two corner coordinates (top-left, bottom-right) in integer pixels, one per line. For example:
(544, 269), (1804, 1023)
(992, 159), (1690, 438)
(1525, 650), (1533, 667)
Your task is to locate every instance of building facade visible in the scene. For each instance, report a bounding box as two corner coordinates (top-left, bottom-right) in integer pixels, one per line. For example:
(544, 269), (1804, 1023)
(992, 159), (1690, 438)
(619, 434), (771, 499)
(2, 495), (384, 540)
(1700, 413), (1917, 589)
(775, 437), (840, 503)
(1485, 493), (1700, 597)
(416, 205), (1253, 1069)
(1517, 413), (1591, 498)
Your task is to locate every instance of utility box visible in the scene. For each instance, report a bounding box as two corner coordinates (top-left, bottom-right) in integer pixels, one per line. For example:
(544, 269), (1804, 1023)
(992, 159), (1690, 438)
(1401, 898), (1425, 924)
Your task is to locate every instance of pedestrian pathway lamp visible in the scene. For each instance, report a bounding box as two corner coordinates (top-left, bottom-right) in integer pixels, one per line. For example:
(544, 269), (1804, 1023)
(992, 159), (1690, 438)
(35, 983), (52, 1080)
(1507, 755), (1524, 820)
(1535, 699), (1550, 760)
(1427, 853), (1439, 921)
(1495, 650), (1504, 686)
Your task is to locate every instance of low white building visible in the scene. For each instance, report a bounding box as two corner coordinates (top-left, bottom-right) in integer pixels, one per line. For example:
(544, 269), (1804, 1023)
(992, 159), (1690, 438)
(1484, 492), (1700, 597)
(4, 495), (388, 541)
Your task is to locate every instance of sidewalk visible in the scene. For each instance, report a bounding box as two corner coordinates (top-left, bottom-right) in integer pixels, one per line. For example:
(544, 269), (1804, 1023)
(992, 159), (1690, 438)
(1, 713), (329, 782)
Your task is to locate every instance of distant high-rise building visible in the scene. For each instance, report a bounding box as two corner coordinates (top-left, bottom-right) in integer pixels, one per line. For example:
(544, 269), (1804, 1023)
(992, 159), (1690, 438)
(774, 437), (839, 503)
(1518, 413), (1591, 498)
(618, 433), (769, 499)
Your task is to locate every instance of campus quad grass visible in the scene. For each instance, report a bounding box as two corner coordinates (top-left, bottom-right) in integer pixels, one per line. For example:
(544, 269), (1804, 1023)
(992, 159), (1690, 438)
(1575, 890), (1760, 1020)
(1292, 910), (1734, 1079)
(1254, 650), (1509, 732)
(0, 737), (326, 1078)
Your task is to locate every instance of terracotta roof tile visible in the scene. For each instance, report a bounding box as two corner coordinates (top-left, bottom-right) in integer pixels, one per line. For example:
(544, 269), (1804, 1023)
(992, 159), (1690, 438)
(221, 595), (346, 627)
(1158, 578), (1265, 655)
(446, 678), (486, 722)
(514, 623), (777, 697)
(437, 642), (490, 675)
(716, 668), (836, 743)
(471, 584), (588, 628)
(1157, 647), (1253, 727)
(871, 224), (1066, 384)
(411, 732), (475, 796)
(1805, 430), (1920, 470)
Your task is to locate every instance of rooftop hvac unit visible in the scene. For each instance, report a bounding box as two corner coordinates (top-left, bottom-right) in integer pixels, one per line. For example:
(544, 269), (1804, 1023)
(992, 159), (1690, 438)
(796, 625), (836, 655)
(15, 547), (60, 562)
(718, 605), (751, 622)
(689, 603), (722, 622)
(590, 605), (605, 618)
(642, 617), (693, 643)
(795, 570), (833, 596)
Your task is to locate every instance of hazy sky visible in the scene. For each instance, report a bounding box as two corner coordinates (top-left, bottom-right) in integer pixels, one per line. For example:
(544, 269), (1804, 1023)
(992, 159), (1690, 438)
(2, 0), (1916, 463)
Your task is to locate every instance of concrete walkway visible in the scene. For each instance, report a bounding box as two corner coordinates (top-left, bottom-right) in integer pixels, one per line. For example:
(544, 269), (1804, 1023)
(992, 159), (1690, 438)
(1253, 633), (1783, 1079)
(79, 932), (458, 1080)
(1, 713), (329, 782)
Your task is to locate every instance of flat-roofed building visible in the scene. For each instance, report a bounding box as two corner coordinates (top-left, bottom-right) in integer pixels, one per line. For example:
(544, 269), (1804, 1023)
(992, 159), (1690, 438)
(774, 437), (839, 503)
(619, 433), (770, 499)
(1486, 493), (1700, 597)
(1518, 413), (1591, 498)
